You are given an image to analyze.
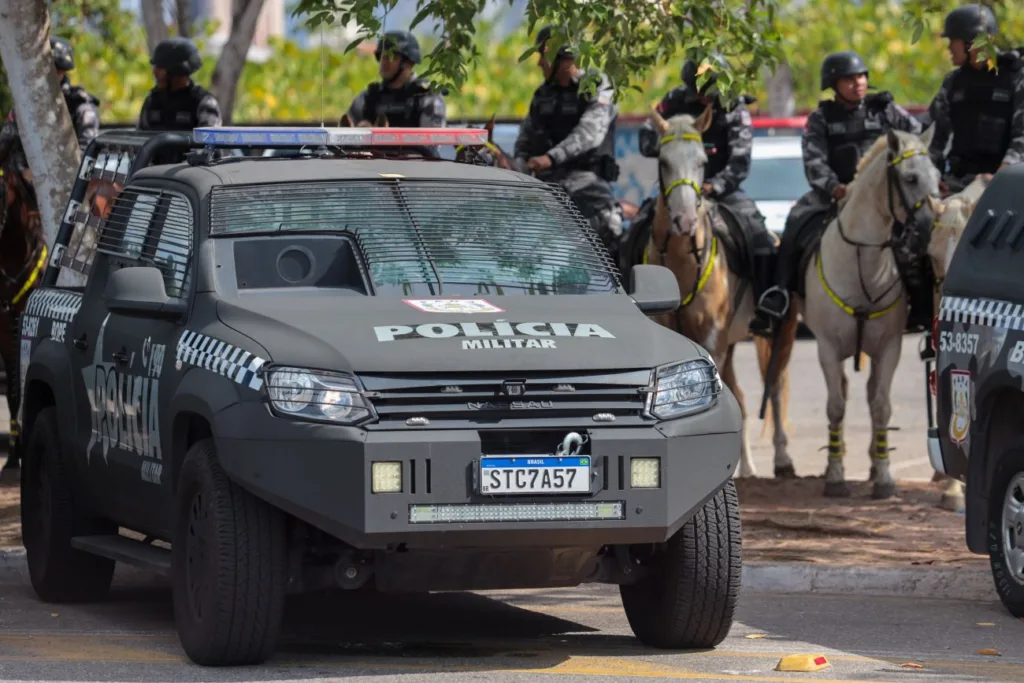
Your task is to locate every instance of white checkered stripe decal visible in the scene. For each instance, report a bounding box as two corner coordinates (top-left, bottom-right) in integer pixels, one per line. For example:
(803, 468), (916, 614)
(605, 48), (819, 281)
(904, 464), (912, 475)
(22, 289), (82, 325)
(939, 295), (1024, 331)
(176, 330), (266, 391)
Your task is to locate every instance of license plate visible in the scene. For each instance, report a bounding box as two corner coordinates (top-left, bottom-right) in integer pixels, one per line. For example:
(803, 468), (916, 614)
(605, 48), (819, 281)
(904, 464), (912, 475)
(479, 456), (591, 495)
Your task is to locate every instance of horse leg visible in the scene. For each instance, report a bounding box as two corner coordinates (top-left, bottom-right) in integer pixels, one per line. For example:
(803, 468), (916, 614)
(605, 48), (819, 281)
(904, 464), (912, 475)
(818, 338), (851, 497)
(866, 335), (902, 500)
(0, 316), (19, 486)
(722, 343), (755, 478)
(757, 307), (798, 478)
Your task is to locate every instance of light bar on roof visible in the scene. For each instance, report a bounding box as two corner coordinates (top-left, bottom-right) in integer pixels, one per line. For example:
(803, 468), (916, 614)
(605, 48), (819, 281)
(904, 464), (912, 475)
(192, 126), (489, 148)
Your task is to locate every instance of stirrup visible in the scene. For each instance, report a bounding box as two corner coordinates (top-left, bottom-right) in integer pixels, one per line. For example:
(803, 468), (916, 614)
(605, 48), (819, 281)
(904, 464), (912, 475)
(757, 286), (790, 320)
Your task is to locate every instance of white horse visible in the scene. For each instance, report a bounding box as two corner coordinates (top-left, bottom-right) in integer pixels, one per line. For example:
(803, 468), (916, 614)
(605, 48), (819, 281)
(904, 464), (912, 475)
(927, 175), (989, 510)
(644, 107), (792, 479)
(772, 127), (942, 498)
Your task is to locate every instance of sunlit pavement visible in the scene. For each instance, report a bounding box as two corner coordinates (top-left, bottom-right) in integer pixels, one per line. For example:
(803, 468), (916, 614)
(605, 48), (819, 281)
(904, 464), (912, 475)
(733, 336), (935, 483)
(1, 579), (1022, 682)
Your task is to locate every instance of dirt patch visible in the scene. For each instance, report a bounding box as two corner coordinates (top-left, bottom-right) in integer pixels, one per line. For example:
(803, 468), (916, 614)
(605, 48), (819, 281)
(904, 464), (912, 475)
(0, 461), (986, 568)
(736, 476), (985, 567)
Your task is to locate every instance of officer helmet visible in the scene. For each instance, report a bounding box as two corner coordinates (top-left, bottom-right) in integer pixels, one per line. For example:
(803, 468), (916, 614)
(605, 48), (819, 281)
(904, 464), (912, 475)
(941, 3), (998, 43)
(150, 37), (203, 77)
(535, 25), (574, 61)
(50, 37), (75, 71)
(820, 51), (869, 91)
(374, 30), (422, 65)
(681, 53), (728, 94)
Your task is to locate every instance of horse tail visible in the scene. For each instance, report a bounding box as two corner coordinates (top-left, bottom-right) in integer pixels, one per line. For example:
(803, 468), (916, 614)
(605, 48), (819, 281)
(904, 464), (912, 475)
(756, 311), (797, 440)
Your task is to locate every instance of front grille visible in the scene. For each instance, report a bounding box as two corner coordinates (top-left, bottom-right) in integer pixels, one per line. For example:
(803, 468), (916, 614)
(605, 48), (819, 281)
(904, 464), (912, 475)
(358, 370), (653, 429)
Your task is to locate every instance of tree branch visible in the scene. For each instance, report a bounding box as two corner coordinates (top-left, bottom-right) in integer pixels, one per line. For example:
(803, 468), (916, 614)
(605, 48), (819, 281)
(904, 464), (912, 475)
(209, 0), (267, 124)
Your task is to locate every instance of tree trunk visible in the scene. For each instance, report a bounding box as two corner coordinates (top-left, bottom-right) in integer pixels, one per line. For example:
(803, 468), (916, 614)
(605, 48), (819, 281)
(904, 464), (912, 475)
(176, 0), (192, 38)
(209, 0), (266, 124)
(764, 61), (795, 118)
(141, 0), (169, 55)
(0, 0), (81, 250)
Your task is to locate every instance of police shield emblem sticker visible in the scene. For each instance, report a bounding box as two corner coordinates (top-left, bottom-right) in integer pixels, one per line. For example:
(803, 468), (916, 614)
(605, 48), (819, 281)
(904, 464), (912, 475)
(949, 370), (972, 445)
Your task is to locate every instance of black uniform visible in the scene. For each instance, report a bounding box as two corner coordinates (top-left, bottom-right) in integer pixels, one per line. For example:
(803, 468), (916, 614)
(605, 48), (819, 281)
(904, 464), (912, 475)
(928, 3), (1024, 193)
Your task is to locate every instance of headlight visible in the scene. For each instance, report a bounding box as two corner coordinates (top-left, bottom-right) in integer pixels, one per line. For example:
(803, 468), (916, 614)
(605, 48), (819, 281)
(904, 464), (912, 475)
(646, 358), (721, 420)
(264, 366), (375, 425)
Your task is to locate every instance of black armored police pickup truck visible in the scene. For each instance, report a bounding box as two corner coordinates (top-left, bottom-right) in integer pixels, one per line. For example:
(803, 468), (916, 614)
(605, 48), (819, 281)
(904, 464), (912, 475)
(932, 162), (1024, 618)
(15, 125), (744, 666)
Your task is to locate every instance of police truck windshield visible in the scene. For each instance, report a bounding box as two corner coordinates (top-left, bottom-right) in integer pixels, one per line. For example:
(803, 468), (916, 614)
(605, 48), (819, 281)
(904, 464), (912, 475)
(209, 179), (621, 296)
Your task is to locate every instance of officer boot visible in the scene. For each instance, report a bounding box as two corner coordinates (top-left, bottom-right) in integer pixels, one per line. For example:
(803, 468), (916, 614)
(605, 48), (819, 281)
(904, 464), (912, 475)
(749, 249), (782, 336)
(755, 246), (791, 326)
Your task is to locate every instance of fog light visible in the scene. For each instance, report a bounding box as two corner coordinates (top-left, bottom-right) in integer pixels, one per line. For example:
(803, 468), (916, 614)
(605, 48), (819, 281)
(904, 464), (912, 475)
(631, 457), (661, 488)
(372, 462), (402, 493)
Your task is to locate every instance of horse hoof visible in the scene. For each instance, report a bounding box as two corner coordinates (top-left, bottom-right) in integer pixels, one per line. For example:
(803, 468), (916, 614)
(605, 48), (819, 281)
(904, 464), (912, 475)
(824, 481), (851, 497)
(872, 482), (896, 500)
(940, 492), (965, 511)
(774, 464), (797, 479)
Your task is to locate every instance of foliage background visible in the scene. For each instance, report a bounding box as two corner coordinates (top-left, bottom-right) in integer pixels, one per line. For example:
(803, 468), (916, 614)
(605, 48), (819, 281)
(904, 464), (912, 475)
(2, 0), (1023, 123)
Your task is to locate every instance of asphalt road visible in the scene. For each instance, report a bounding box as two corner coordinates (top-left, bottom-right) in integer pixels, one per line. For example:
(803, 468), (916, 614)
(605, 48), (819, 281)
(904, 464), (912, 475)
(731, 334), (934, 482)
(0, 578), (1022, 682)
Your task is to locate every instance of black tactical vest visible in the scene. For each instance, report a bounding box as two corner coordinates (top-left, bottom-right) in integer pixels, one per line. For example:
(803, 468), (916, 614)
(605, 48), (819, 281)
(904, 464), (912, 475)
(527, 74), (617, 179)
(657, 89), (733, 180)
(141, 83), (210, 131)
(362, 79), (434, 128)
(948, 56), (1020, 177)
(819, 92), (891, 184)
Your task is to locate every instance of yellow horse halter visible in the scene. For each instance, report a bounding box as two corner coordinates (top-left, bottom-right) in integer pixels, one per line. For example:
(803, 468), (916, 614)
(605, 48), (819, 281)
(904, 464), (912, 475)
(455, 141), (501, 156)
(889, 148), (931, 212)
(659, 132), (705, 204)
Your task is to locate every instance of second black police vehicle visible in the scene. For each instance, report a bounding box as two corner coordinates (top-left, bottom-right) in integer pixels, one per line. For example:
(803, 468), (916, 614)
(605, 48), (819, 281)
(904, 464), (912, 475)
(931, 163), (1024, 618)
(16, 125), (744, 666)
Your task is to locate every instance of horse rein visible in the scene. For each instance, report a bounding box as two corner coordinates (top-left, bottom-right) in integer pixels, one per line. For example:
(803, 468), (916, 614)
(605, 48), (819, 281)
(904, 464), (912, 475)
(0, 165), (47, 313)
(827, 147), (933, 312)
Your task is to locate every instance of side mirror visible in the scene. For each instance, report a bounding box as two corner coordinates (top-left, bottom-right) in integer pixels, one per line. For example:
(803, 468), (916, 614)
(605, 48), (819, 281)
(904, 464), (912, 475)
(628, 264), (680, 316)
(103, 266), (186, 319)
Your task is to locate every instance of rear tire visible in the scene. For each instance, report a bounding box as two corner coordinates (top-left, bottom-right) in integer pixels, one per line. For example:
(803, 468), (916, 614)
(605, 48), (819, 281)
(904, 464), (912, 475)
(620, 479), (742, 649)
(20, 406), (116, 602)
(172, 438), (287, 666)
(987, 446), (1024, 617)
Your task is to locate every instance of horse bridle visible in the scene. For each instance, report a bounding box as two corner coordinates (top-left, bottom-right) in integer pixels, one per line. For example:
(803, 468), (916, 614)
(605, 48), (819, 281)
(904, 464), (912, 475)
(456, 141), (504, 167)
(0, 165), (47, 313)
(649, 131), (717, 309)
(830, 147), (935, 309)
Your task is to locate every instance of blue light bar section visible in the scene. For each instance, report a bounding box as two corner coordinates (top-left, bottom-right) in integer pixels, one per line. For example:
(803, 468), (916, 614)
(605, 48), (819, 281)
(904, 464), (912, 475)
(193, 126), (372, 147)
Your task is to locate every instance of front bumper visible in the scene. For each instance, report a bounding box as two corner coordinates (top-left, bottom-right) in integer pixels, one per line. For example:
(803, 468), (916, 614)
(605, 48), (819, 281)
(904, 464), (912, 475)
(927, 427), (945, 475)
(212, 400), (741, 549)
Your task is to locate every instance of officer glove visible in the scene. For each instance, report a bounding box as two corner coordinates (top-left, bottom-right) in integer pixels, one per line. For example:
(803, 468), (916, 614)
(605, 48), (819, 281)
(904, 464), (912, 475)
(702, 182), (715, 197)
(528, 155), (553, 173)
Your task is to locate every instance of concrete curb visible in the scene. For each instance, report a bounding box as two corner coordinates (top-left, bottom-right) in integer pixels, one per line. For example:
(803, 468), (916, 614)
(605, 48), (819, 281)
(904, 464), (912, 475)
(0, 547), (999, 601)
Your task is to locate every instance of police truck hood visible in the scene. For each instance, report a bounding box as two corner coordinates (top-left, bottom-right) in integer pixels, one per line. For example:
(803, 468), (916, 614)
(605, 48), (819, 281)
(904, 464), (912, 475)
(216, 294), (702, 373)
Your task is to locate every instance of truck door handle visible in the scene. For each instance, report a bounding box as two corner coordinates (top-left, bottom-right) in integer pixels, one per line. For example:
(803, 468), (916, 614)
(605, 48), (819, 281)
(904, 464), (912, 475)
(73, 334), (88, 350)
(112, 350), (129, 364)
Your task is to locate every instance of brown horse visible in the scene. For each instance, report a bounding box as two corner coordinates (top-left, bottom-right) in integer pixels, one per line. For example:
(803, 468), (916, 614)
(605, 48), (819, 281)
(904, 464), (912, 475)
(0, 163), (48, 485)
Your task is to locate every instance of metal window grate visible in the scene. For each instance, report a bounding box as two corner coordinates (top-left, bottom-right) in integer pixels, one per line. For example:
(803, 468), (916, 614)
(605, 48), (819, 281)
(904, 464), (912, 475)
(96, 187), (193, 298)
(209, 178), (622, 295)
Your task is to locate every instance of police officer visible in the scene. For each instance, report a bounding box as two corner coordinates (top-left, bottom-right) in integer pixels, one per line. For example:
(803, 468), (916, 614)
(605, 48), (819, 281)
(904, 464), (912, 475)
(512, 25), (624, 256)
(138, 37), (222, 132)
(639, 55), (777, 333)
(927, 4), (1024, 195)
(756, 50), (922, 323)
(0, 37), (100, 181)
(345, 30), (446, 142)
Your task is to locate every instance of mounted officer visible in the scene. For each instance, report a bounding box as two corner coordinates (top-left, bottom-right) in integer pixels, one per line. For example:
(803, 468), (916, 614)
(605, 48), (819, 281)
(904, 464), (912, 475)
(927, 4), (1024, 196)
(512, 25), (624, 258)
(638, 55), (777, 334)
(0, 37), (100, 183)
(138, 37), (222, 132)
(756, 50), (923, 324)
(345, 30), (447, 157)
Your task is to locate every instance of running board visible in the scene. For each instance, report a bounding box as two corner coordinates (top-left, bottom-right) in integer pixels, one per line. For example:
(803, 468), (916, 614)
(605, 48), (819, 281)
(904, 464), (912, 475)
(70, 534), (172, 576)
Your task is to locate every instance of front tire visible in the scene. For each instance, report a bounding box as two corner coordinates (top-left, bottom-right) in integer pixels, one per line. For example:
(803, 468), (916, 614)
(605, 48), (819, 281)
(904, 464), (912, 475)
(987, 446), (1024, 617)
(172, 439), (287, 666)
(20, 406), (116, 602)
(620, 479), (742, 649)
